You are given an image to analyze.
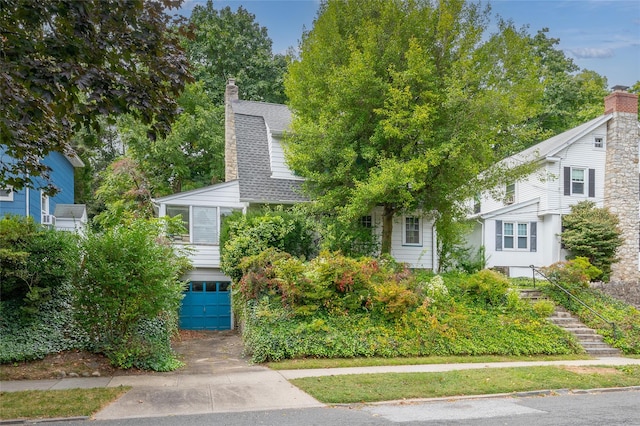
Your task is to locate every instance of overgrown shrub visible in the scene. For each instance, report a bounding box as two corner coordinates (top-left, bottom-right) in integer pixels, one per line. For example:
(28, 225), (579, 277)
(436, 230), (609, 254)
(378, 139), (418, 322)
(0, 282), (89, 363)
(541, 257), (602, 290)
(459, 269), (510, 306)
(73, 218), (191, 371)
(0, 215), (79, 314)
(220, 208), (316, 282)
(561, 201), (622, 280)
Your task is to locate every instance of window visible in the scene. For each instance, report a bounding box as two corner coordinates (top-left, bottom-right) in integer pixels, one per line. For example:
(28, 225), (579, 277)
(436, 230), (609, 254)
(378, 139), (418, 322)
(166, 205), (190, 242)
(571, 168), (585, 195)
(503, 222), (528, 250)
(473, 194), (481, 214)
(564, 167), (595, 197)
(41, 192), (49, 215)
(192, 206), (218, 244)
(403, 216), (421, 245)
(359, 215), (373, 228)
(505, 183), (515, 205)
(594, 136), (604, 148)
(0, 186), (13, 201)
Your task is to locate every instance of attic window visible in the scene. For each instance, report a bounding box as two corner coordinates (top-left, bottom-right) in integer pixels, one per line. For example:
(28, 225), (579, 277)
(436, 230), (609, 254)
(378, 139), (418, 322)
(0, 186), (13, 201)
(594, 136), (604, 148)
(505, 183), (515, 205)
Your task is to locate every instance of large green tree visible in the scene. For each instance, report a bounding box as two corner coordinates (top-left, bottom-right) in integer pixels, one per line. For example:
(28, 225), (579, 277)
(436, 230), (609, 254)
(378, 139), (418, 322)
(284, 0), (545, 254)
(0, 0), (191, 193)
(185, 0), (289, 103)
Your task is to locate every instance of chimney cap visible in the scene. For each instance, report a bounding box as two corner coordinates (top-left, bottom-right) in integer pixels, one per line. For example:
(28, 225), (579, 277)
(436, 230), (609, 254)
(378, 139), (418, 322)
(612, 85), (629, 92)
(227, 77), (236, 86)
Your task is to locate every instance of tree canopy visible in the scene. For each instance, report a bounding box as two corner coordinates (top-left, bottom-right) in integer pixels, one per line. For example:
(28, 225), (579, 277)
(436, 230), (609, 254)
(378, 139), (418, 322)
(0, 0), (191, 193)
(185, 0), (289, 104)
(284, 0), (546, 253)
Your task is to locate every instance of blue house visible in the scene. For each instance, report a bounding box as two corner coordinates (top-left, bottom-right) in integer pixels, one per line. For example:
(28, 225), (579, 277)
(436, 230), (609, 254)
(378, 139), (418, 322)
(0, 149), (87, 230)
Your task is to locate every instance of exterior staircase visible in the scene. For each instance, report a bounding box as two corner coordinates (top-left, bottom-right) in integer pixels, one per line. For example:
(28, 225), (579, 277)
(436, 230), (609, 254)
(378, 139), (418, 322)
(520, 289), (621, 357)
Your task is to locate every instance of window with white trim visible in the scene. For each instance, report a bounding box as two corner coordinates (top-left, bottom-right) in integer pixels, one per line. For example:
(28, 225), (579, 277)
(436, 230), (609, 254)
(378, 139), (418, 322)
(594, 136), (604, 148)
(505, 183), (515, 205)
(571, 168), (585, 195)
(503, 222), (529, 250)
(166, 205), (241, 245)
(0, 186), (13, 201)
(41, 192), (49, 215)
(403, 216), (421, 246)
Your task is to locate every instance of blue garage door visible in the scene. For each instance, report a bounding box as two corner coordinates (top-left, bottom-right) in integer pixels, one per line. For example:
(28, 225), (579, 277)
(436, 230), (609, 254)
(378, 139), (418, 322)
(180, 281), (231, 330)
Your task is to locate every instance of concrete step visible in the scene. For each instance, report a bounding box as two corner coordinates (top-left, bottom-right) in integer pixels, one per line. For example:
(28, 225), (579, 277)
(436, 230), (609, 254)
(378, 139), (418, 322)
(519, 291), (621, 357)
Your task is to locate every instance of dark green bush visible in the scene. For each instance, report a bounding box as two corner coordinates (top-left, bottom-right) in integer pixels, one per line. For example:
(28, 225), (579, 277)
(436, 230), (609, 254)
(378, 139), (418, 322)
(0, 282), (89, 363)
(73, 218), (191, 370)
(0, 215), (79, 313)
(458, 269), (511, 306)
(220, 208), (316, 282)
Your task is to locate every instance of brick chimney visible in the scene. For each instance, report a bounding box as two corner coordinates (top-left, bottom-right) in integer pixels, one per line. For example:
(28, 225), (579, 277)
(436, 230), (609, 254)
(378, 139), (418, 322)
(225, 78), (239, 181)
(603, 86), (639, 282)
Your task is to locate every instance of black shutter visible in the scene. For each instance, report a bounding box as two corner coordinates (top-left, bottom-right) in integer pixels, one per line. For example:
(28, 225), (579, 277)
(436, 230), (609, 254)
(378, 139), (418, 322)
(495, 220), (503, 251)
(530, 222), (537, 252)
(564, 167), (571, 195)
(588, 169), (595, 197)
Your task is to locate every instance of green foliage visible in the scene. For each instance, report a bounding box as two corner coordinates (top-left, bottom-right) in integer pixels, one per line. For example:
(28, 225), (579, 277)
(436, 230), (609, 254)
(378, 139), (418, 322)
(73, 218), (191, 370)
(459, 269), (511, 307)
(316, 215), (380, 258)
(561, 201), (623, 280)
(541, 283), (640, 354)
(220, 208), (317, 282)
(0, 282), (89, 363)
(533, 300), (556, 317)
(541, 257), (602, 289)
(0, 215), (79, 314)
(285, 0), (546, 253)
(185, 0), (289, 104)
(0, 0), (190, 194)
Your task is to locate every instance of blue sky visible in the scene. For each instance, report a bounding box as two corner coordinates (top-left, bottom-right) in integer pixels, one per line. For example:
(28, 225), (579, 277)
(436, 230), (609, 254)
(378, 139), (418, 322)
(179, 0), (640, 88)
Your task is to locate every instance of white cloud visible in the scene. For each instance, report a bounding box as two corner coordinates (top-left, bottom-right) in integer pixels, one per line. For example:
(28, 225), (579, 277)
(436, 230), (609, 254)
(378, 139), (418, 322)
(568, 48), (615, 59)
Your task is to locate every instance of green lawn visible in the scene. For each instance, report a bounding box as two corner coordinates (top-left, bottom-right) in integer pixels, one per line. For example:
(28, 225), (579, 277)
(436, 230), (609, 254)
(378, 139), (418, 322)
(291, 365), (640, 404)
(0, 387), (129, 420)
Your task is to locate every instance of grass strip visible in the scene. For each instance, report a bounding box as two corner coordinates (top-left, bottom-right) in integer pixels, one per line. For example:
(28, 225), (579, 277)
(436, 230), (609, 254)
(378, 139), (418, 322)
(0, 387), (130, 420)
(290, 365), (640, 404)
(267, 354), (591, 370)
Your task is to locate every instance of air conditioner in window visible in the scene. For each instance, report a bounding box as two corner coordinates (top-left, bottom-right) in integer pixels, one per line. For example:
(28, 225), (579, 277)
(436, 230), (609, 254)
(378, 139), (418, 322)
(505, 195), (515, 205)
(42, 214), (56, 226)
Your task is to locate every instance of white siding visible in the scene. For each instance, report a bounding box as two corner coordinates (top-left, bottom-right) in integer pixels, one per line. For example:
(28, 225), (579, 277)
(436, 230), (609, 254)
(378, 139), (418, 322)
(269, 134), (300, 180)
(157, 181), (246, 268)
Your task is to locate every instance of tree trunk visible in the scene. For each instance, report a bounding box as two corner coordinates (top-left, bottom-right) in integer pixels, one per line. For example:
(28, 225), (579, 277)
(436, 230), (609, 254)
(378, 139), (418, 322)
(381, 204), (394, 255)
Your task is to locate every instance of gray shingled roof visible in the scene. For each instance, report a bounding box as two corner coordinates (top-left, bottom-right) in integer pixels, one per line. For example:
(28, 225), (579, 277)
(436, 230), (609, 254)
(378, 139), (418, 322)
(232, 100), (292, 133)
(232, 102), (307, 204)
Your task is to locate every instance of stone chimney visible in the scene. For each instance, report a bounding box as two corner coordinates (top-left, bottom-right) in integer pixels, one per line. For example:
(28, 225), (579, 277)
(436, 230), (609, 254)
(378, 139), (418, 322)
(603, 86), (639, 282)
(225, 78), (239, 181)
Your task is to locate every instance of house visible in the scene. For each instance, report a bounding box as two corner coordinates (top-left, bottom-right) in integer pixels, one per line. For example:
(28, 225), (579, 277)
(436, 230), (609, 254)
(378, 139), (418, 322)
(0, 149), (87, 232)
(467, 87), (639, 281)
(155, 79), (437, 330)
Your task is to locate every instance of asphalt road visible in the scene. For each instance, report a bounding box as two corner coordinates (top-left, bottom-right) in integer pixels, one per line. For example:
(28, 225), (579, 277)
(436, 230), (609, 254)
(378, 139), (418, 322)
(46, 389), (639, 426)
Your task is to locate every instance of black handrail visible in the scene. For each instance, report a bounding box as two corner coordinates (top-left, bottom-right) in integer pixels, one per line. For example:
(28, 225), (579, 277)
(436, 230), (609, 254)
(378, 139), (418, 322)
(529, 265), (619, 339)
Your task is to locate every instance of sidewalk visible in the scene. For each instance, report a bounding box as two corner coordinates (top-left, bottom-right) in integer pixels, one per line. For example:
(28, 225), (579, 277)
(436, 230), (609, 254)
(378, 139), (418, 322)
(2, 357), (640, 420)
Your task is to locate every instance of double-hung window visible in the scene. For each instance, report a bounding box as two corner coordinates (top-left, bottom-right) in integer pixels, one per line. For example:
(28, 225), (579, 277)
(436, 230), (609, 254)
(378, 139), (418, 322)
(564, 167), (595, 197)
(496, 220), (536, 252)
(403, 216), (421, 246)
(571, 168), (585, 195)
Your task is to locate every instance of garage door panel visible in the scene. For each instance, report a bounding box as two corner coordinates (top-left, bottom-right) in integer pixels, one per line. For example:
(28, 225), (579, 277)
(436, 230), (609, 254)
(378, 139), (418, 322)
(180, 280), (231, 330)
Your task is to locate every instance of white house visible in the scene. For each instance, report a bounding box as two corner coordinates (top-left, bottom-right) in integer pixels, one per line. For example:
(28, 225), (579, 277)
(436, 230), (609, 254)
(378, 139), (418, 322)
(155, 79), (437, 329)
(468, 88), (639, 280)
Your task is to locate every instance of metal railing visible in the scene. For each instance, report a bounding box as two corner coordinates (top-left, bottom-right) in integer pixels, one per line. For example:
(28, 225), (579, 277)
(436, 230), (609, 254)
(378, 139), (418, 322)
(529, 265), (618, 339)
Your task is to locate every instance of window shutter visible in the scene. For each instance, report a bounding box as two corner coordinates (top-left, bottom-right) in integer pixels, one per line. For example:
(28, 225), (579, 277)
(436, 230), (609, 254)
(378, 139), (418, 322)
(588, 169), (595, 197)
(564, 167), (571, 195)
(495, 220), (503, 251)
(530, 222), (537, 252)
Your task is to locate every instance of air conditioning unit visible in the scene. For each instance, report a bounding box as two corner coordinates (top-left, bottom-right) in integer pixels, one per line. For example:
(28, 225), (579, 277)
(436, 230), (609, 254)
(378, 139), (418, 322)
(505, 195), (515, 205)
(42, 214), (56, 226)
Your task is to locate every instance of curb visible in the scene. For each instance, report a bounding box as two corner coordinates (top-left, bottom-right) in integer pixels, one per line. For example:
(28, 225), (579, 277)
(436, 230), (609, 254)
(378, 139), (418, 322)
(337, 385), (640, 408)
(0, 417), (89, 425)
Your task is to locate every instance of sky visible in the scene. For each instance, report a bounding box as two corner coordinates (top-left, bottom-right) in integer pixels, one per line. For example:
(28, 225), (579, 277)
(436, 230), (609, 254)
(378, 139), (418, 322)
(178, 0), (640, 88)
